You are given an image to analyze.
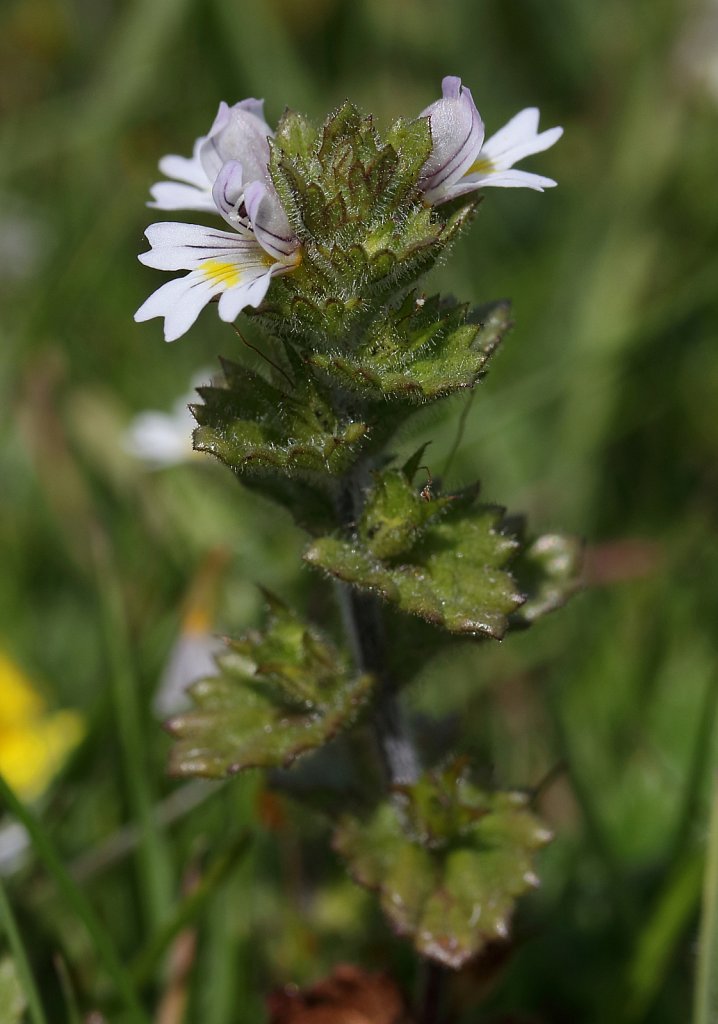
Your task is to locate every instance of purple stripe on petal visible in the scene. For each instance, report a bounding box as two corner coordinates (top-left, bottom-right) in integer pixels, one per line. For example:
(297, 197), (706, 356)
(244, 180), (300, 263)
(419, 78), (484, 202)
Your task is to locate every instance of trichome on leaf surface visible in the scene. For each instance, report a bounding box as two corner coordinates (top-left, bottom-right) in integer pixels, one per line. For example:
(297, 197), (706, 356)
(136, 75), (579, 1013)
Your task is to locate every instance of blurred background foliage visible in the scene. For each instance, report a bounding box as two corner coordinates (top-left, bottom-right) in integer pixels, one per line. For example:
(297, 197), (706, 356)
(1, 0), (718, 1020)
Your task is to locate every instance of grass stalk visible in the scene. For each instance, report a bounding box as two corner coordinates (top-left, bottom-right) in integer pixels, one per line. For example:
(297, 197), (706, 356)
(0, 876), (48, 1024)
(92, 532), (174, 932)
(694, 776), (718, 1024)
(0, 773), (149, 1024)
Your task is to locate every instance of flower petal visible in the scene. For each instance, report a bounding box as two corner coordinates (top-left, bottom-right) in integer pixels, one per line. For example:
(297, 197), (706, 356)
(480, 108), (563, 170)
(134, 274), (223, 341)
(419, 76), (484, 203)
(148, 136), (216, 213)
(149, 181), (217, 212)
(479, 108), (540, 158)
(135, 222), (286, 340)
(138, 222), (257, 271)
(125, 410), (196, 467)
(244, 179), (300, 263)
(200, 99), (273, 186)
(211, 160), (250, 228)
(158, 136), (210, 188)
(462, 168), (558, 191)
(217, 270), (276, 322)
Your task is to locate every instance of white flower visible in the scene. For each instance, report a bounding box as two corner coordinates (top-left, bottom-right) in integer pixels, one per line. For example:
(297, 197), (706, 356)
(419, 76), (563, 205)
(148, 98), (273, 213)
(136, 97), (301, 342)
(125, 401), (196, 468)
(154, 630), (223, 717)
(199, 98), (274, 189)
(124, 370), (213, 467)
(148, 135), (217, 213)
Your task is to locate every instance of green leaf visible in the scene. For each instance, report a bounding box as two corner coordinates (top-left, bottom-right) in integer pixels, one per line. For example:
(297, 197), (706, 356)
(264, 104), (477, 347)
(167, 598), (374, 778)
(385, 115), (434, 207)
(511, 533), (584, 625)
(192, 358), (369, 478)
(334, 761), (551, 968)
(0, 959), (27, 1024)
(270, 102), (394, 246)
(308, 296), (510, 403)
(273, 108), (318, 161)
(357, 468), (453, 560)
(306, 465), (581, 637)
(305, 470), (525, 638)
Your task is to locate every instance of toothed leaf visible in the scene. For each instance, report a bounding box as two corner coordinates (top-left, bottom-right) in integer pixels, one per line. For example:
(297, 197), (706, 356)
(334, 761), (551, 969)
(309, 297), (510, 402)
(167, 599), (374, 778)
(305, 469), (525, 638)
(512, 533), (584, 625)
(192, 358), (369, 478)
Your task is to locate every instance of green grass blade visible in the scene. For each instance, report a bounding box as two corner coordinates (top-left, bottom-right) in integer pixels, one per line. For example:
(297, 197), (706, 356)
(129, 831), (250, 987)
(0, 773), (150, 1024)
(54, 955), (83, 1024)
(624, 854), (703, 1022)
(0, 878), (48, 1024)
(93, 535), (174, 931)
(694, 776), (718, 1024)
(209, 0), (318, 114)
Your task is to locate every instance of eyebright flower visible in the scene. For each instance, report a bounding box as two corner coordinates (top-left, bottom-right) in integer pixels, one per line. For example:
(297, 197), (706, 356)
(419, 76), (563, 205)
(124, 370), (212, 468)
(135, 99), (301, 342)
(153, 552), (227, 718)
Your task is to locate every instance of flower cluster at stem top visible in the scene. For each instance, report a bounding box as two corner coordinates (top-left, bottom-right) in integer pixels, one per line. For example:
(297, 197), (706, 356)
(134, 76), (563, 342)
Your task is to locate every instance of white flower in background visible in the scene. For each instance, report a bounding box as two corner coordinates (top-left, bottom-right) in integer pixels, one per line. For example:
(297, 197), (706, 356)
(419, 76), (563, 205)
(153, 550), (229, 717)
(124, 371), (211, 468)
(0, 199), (46, 285)
(154, 628), (223, 718)
(136, 98), (301, 342)
(674, 0), (718, 103)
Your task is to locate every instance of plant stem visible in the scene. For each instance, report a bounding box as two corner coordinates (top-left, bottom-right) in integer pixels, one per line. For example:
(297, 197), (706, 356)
(337, 465), (449, 1020)
(337, 582), (420, 785)
(336, 466), (420, 786)
(419, 960), (448, 1024)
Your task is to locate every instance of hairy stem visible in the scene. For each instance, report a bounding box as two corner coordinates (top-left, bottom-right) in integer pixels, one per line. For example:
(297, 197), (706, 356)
(336, 582), (420, 785)
(419, 960), (449, 1024)
(335, 465), (420, 786)
(337, 463), (444, 1024)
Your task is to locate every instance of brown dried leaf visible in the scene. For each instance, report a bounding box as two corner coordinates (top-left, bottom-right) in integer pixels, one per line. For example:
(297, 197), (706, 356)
(268, 964), (411, 1024)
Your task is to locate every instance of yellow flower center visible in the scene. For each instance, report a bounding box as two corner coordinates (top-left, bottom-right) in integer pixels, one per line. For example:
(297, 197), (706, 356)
(202, 260), (243, 287)
(466, 156), (495, 176)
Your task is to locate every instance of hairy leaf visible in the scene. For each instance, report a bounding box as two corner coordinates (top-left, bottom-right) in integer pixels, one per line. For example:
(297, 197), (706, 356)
(167, 598), (374, 778)
(264, 103), (476, 346)
(306, 465), (581, 638)
(511, 533), (584, 625)
(309, 296), (511, 402)
(192, 357), (369, 479)
(334, 761), (551, 969)
(305, 470), (525, 638)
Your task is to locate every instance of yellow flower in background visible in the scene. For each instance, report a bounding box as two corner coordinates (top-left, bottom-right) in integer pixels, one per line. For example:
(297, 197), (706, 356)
(0, 651), (84, 800)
